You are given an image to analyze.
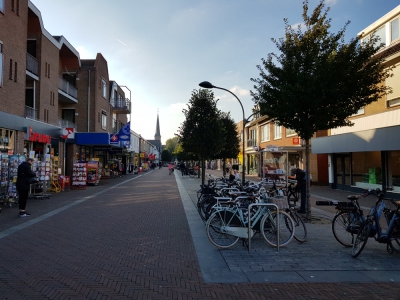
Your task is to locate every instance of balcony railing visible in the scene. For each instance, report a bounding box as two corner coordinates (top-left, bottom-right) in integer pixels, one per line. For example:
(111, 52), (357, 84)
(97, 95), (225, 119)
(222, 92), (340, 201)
(111, 98), (131, 113)
(58, 77), (77, 99)
(58, 118), (76, 130)
(25, 106), (38, 120)
(247, 139), (257, 147)
(26, 53), (39, 75)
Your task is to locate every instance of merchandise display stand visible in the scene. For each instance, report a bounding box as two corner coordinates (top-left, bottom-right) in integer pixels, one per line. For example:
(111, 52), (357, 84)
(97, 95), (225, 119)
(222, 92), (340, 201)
(1, 154), (25, 207)
(72, 162), (87, 189)
(29, 160), (51, 199)
(49, 156), (61, 193)
(87, 161), (101, 186)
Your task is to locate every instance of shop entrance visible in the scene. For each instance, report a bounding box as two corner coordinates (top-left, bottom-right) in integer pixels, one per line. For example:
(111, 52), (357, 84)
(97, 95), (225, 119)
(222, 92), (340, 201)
(334, 154), (352, 189)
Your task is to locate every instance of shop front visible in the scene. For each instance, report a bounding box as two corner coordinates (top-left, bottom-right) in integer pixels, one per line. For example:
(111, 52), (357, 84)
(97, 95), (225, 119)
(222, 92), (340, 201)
(312, 125), (400, 197)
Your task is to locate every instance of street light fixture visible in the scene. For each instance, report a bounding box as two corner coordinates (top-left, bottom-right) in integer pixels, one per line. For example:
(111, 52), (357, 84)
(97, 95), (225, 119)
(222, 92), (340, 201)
(199, 81), (246, 185)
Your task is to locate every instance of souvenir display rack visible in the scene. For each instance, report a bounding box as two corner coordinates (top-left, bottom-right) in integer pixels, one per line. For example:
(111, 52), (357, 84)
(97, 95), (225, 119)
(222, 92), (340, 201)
(87, 161), (101, 186)
(72, 162), (87, 189)
(49, 156), (61, 193)
(0, 154), (25, 207)
(29, 159), (51, 199)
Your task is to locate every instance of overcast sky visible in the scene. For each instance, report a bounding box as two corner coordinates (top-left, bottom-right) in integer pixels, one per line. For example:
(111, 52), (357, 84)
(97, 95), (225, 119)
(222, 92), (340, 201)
(31, 0), (400, 144)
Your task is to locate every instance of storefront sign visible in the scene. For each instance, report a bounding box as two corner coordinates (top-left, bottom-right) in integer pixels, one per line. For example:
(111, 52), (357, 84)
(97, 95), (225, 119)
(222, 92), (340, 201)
(292, 137), (300, 145)
(28, 127), (51, 144)
(62, 128), (75, 139)
(140, 152), (145, 158)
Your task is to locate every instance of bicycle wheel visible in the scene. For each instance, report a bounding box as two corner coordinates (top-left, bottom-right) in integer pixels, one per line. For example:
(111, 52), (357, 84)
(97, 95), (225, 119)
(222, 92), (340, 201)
(198, 195), (214, 221)
(206, 210), (240, 249)
(352, 221), (371, 258)
(261, 210), (295, 247)
(290, 210), (307, 243)
(332, 212), (356, 247)
(388, 219), (400, 253)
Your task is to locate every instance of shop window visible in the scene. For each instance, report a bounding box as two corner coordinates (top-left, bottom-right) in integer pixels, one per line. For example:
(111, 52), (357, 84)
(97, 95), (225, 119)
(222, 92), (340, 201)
(101, 110), (107, 130)
(261, 124), (270, 141)
(274, 123), (282, 139)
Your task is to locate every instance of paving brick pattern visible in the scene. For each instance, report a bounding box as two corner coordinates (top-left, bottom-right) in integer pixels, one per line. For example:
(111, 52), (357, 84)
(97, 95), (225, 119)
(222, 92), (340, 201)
(0, 170), (399, 299)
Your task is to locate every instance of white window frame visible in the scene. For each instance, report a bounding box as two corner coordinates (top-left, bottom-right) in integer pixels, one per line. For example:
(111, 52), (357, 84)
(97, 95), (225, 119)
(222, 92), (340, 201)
(373, 25), (386, 48)
(0, 42), (3, 87)
(286, 128), (296, 137)
(391, 18), (399, 42)
(261, 124), (270, 142)
(387, 97), (400, 108)
(101, 110), (107, 130)
(274, 123), (282, 140)
(0, 0), (4, 13)
(102, 79), (107, 99)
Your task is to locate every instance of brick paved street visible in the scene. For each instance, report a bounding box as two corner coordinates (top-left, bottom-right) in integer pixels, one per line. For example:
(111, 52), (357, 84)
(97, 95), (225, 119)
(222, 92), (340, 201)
(0, 169), (399, 299)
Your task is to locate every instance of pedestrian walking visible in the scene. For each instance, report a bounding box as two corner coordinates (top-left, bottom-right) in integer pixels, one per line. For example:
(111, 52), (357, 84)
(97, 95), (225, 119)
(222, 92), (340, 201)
(179, 162), (186, 176)
(16, 158), (36, 217)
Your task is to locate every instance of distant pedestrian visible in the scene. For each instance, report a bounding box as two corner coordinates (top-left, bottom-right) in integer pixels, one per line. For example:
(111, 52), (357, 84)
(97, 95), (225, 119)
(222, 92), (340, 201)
(16, 158), (36, 217)
(179, 162), (186, 176)
(168, 163), (174, 175)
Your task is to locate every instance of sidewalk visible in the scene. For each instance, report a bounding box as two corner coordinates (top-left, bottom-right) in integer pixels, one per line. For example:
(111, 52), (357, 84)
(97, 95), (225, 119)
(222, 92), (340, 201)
(175, 170), (400, 284)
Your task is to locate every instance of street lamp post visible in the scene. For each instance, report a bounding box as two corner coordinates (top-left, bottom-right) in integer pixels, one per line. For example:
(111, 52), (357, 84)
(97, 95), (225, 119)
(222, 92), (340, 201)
(199, 81), (246, 185)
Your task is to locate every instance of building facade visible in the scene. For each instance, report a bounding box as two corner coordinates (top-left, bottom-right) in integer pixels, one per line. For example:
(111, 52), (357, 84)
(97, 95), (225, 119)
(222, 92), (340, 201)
(312, 5), (400, 195)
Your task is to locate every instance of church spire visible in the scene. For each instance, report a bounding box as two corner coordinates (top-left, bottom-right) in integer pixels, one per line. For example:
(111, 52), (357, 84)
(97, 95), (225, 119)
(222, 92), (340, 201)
(154, 109), (161, 141)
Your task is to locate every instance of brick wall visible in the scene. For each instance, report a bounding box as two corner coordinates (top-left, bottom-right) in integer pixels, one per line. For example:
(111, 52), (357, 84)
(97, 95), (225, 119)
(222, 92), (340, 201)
(0, 0), (28, 117)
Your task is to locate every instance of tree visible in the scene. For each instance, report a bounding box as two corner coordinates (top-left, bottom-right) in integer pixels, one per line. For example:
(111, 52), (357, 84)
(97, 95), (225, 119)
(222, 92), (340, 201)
(250, 0), (393, 219)
(217, 112), (241, 176)
(165, 137), (179, 159)
(161, 149), (172, 162)
(177, 89), (224, 184)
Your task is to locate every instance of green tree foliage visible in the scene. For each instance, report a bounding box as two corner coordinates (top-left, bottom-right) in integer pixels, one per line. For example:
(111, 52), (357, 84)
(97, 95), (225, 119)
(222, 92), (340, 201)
(165, 137), (179, 156)
(161, 149), (172, 162)
(177, 89), (224, 184)
(250, 0), (393, 218)
(217, 112), (241, 176)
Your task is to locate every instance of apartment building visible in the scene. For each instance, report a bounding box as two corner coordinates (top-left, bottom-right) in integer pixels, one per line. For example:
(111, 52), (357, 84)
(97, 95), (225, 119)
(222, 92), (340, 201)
(241, 114), (322, 183)
(312, 5), (400, 194)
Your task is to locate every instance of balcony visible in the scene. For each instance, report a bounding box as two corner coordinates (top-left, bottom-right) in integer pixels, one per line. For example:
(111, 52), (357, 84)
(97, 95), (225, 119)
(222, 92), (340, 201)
(58, 77), (78, 104)
(26, 53), (39, 76)
(58, 118), (77, 130)
(25, 106), (38, 120)
(111, 98), (131, 114)
(247, 139), (257, 147)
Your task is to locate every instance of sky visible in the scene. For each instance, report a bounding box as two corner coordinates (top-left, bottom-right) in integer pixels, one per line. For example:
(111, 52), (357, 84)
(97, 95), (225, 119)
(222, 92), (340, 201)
(31, 0), (400, 145)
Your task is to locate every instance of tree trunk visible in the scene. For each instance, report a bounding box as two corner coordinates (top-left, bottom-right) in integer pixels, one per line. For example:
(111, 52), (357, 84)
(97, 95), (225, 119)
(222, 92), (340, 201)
(305, 138), (311, 220)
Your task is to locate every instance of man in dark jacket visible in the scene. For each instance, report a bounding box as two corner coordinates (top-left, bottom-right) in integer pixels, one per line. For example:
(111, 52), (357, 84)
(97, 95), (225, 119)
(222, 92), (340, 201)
(16, 158), (36, 217)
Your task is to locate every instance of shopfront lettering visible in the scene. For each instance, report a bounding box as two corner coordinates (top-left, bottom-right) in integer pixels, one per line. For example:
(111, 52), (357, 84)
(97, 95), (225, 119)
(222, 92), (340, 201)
(28, 127), (51, 144)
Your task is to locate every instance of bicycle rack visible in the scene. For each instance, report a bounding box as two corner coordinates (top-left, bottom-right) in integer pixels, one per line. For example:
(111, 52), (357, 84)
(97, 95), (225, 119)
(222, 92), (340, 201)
(248, 203), (280, 252)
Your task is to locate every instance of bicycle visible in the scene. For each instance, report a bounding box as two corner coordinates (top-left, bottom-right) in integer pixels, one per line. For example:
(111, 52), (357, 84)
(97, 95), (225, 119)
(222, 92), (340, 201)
(316, 191), (367, 247)
(352, 189), (400, 257)
(205, 195), (295, 249)
(188, 168), (199, 178)
(249, 168), (257, 176)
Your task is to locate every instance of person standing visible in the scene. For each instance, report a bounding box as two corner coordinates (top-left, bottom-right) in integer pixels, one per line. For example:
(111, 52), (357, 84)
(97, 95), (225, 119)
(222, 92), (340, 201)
(179, 161), (186, 176)
(16, 158), (36, 217)
(295, 168), (307, 214)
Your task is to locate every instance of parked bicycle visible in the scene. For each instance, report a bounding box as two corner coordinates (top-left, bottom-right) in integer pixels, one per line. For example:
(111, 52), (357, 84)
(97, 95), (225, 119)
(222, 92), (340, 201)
(352, 189), (400, 257)
(205, 195), (295, 249)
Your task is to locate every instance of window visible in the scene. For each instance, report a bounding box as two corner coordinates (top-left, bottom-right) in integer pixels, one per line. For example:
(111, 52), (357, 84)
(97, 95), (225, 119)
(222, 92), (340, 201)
(392, 18), (399, 42)
(261, 124), (270, 141)
(0, 0), (4, 13)
(387, 97), (400, 107)
(47, 63), (50, 78)
(45, 62), (47, 77)
(274, 123), (282, 139)
(373, 26), (386, 48)
(353, 107), (365, 116)
(101, 110), (107, 130)
(9, 59), (12, 80)
(11, 0), (14, 11)
(102, 79), (107, 98)
(14, 61), (17, 82)
(0, 43), (3, 87)
(16, 0), (19, 15)
(286, 128), (296, 137)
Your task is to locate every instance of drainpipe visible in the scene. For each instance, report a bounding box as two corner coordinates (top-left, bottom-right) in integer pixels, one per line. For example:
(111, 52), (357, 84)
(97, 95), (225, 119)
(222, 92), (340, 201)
(87, 69), (91, 131)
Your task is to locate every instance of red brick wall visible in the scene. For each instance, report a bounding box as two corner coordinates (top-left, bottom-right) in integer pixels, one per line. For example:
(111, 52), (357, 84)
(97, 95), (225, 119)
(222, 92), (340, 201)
(0, 0), (28, 117)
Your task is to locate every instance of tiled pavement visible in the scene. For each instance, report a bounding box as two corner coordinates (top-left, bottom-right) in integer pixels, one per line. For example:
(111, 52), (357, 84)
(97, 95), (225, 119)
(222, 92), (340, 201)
(0, 169), (399, 299)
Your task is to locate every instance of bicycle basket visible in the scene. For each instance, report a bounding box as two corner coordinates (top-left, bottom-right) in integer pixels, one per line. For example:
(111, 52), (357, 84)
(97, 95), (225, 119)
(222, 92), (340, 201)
(335, 202), (357, 212)
(270, 196), (289, 210)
